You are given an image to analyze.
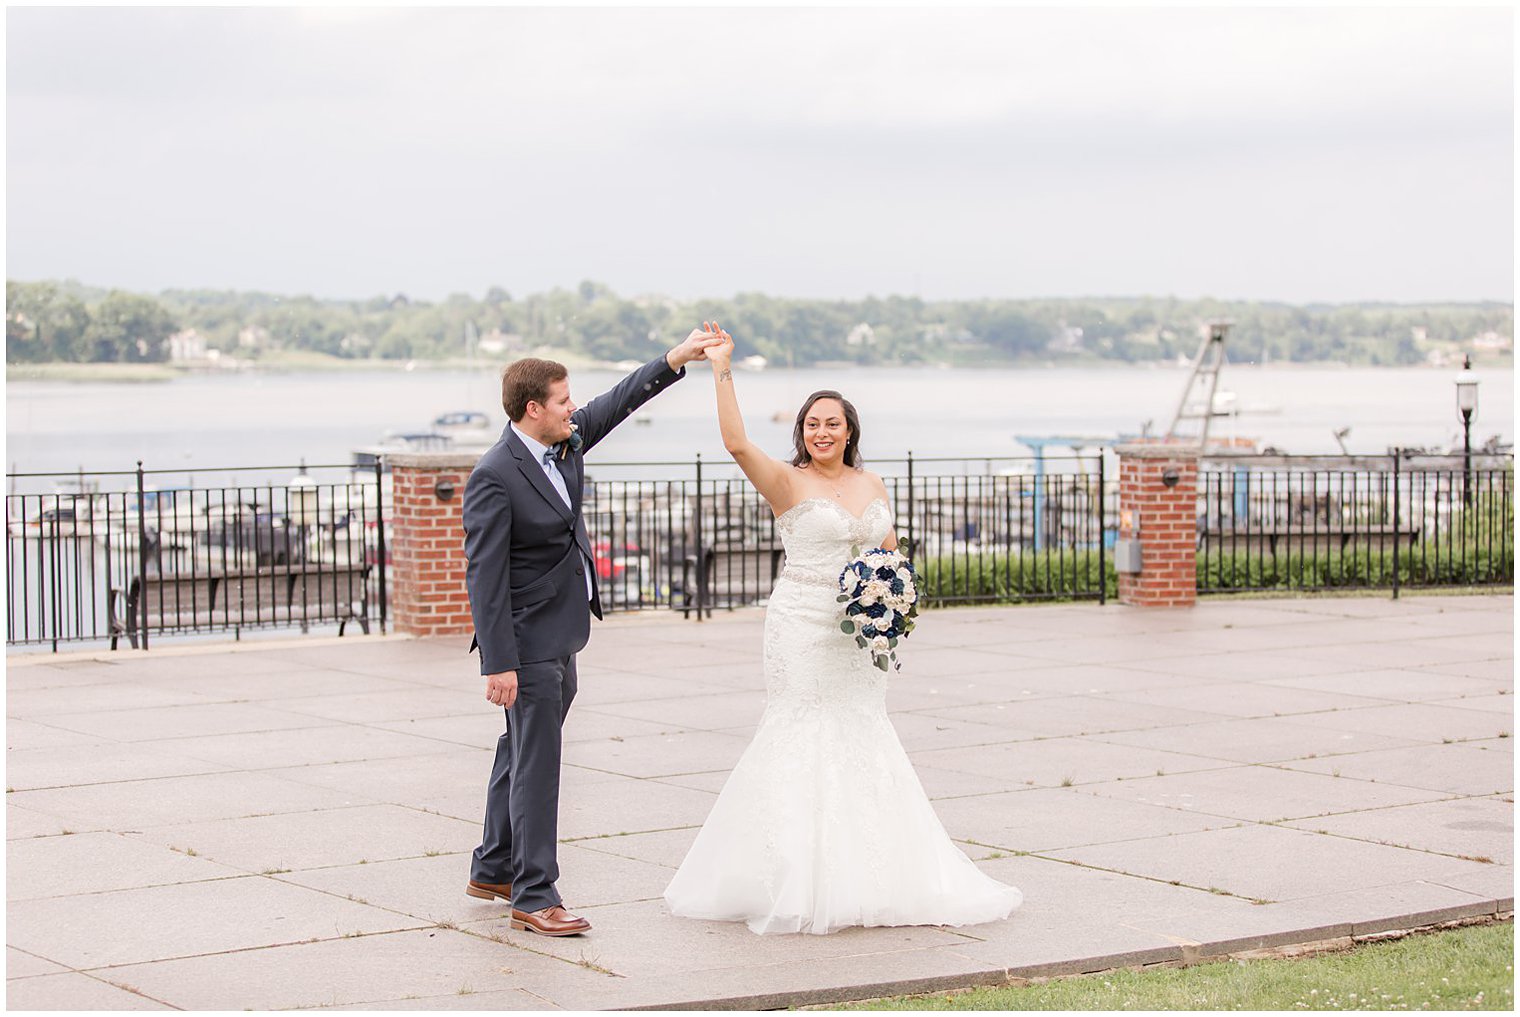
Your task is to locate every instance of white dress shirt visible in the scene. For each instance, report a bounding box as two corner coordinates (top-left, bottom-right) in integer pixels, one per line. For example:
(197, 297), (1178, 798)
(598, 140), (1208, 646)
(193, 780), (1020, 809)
(511, 422), (594, 600)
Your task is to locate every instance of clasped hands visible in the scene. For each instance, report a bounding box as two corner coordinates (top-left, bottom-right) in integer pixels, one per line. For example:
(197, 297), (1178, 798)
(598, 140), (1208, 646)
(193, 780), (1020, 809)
(668, 321), (732, 370)
(691, 320), (735, 369)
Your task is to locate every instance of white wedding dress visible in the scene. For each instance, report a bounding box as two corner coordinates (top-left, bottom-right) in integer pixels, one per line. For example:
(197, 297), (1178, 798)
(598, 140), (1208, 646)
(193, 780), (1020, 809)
(664, 497), (1022, 935)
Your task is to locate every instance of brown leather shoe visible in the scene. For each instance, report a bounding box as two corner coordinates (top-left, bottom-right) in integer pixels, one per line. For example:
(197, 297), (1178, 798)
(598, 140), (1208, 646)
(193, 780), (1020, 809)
(510, 904), (591, 936)
(465, 879), (512, 902)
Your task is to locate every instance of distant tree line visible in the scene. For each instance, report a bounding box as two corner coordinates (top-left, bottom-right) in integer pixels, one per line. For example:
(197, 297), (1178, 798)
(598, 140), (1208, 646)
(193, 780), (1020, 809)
(6, 278), (1512, 367)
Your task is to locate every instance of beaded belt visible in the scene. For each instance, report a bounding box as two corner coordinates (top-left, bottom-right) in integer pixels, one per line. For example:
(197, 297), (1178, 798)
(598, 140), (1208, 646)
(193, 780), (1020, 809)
(779, 566), (840, 591)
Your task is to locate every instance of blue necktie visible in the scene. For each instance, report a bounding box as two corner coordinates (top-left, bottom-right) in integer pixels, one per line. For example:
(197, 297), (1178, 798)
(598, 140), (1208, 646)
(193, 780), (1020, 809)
(541, 450), (572, 510)
(542, 449), (592, 599)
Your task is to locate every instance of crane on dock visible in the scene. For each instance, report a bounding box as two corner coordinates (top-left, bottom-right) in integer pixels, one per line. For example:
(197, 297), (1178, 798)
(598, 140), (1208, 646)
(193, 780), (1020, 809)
(1165, 320), (1234, 449)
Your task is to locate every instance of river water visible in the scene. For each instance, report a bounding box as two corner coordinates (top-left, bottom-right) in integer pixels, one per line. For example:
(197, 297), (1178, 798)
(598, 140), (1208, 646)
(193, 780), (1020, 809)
(6, 363), (1514, 488)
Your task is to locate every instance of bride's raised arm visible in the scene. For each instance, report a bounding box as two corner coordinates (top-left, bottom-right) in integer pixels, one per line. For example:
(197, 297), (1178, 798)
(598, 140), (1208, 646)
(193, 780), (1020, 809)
(701, 321), (793, 512)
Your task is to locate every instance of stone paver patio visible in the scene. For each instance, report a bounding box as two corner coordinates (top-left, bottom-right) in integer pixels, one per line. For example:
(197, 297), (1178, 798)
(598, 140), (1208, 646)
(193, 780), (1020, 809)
(6, 594), (1513, 1010)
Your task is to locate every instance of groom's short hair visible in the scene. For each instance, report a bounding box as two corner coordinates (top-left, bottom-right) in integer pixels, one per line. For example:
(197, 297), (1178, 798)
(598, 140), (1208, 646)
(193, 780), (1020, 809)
(502, 358), (569, 421)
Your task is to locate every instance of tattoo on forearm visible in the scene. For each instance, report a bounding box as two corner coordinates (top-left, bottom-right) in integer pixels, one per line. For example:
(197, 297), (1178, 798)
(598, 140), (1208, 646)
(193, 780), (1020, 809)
(718, 369), (732, 383)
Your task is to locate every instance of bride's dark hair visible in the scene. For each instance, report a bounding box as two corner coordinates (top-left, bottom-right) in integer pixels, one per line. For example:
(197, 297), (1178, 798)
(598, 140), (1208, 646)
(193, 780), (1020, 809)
(790, 390), (863, 469)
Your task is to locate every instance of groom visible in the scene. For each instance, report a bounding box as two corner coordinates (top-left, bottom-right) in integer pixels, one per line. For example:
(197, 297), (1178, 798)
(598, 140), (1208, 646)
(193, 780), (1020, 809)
(462, 329), (719, 936)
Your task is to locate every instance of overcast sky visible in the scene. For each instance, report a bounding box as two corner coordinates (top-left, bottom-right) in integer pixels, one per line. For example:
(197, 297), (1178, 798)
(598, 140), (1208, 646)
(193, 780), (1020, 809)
(6, 6), (1514, 304)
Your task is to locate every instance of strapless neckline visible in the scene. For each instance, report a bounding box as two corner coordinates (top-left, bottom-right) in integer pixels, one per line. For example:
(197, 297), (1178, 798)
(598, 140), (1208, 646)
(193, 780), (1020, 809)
(775, 496), (888, 529)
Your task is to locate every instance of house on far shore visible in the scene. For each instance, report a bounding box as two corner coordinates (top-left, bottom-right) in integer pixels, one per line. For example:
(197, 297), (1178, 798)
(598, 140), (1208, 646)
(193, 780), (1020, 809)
(238, 325), (274, 351)
(1425, 329), (1513, 366)
(477, 329), (523, 356)
(846, 322), (876, 348)
(168, 329), (208, 362)
(1472, 330), (1512, 353)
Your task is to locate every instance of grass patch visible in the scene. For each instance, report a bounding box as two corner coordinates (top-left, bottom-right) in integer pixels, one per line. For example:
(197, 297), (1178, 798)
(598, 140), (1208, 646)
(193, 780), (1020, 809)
(576, 951), (616, 976)
(8, 361), (182, 383)
(826, 920), (1512, 1011)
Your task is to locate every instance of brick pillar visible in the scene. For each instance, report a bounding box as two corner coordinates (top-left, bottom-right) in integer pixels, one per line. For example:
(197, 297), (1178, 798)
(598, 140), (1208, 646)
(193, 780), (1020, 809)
(388, 452), (481, 637)
(1115, 443), (1199, 607)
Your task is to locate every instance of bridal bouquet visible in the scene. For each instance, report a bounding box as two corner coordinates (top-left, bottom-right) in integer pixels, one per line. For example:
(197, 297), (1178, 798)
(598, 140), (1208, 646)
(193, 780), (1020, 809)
(837, 546), (920, 672)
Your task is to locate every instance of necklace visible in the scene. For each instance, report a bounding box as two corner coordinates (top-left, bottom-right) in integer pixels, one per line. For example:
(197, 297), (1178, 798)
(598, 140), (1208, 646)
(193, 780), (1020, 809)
(798, 462), (847, 499)
(815, 470), (846, 499)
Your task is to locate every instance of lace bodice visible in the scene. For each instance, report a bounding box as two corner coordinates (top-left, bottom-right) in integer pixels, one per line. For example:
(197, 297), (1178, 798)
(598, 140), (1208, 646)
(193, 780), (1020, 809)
(762, 496), (896, 711)
(775, 497), (894, 585)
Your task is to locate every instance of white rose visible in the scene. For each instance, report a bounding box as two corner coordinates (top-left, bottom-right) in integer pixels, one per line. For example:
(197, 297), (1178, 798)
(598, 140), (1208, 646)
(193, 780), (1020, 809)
(871, 635), (891, 653)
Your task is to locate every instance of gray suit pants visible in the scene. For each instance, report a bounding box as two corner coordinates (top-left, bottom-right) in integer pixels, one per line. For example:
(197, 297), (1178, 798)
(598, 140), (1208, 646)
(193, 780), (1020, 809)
(471, 654), (578, 913)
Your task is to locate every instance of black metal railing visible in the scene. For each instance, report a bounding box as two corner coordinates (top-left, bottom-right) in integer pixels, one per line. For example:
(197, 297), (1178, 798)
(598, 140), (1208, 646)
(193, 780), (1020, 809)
(5, 453), (1115, 648)
(583, 453), (1113, 617)
(6, 461), (388, 650)
(1197, 452), (1514, 595)
(20, 450), (1505, 650)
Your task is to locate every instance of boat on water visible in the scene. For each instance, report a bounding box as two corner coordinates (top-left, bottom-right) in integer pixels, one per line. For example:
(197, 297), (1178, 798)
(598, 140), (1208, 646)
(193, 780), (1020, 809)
(351, 410), (498, 472)
(431, 411), (492, 436)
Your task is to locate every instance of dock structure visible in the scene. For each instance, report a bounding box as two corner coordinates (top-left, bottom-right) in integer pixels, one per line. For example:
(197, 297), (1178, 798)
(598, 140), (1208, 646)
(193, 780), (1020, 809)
(1013, 435), (1113, 551)
(1166, 319), (1234, 448)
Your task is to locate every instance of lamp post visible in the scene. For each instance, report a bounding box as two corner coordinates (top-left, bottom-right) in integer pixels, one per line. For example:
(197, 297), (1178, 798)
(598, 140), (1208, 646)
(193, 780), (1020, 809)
(290, 459), (319, 564)
(1454, 355), (1479, 508)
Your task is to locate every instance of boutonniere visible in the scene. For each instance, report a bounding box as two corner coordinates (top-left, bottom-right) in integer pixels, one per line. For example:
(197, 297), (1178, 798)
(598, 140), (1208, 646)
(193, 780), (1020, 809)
(558, 421), (583, 460)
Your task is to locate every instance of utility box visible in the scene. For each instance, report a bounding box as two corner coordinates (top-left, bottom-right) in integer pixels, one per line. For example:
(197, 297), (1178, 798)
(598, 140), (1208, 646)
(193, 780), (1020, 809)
(1114, 538), (1143, 574)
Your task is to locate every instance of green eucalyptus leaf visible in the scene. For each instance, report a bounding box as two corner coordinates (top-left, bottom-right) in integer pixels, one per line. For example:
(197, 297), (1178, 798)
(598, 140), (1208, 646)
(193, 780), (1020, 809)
(840, 621), (854, 634)
(875, 656), (890, 672)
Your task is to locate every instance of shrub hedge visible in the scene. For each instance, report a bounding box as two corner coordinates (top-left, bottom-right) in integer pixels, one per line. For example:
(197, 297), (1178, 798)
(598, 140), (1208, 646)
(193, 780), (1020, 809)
(914, 543), (1512, 605)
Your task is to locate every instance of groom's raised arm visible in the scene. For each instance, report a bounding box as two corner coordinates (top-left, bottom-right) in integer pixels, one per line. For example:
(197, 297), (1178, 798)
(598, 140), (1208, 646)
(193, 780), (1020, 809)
(572, 354), (686, 454)
(574, 330), (722, 453)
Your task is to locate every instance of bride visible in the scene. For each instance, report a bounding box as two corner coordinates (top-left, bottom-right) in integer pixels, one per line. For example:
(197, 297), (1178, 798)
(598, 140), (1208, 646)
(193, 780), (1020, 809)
(663, 322), (1022, 935)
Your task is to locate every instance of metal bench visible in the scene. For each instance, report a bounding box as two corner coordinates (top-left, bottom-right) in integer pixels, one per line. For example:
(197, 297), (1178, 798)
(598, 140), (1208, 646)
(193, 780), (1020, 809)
(108, 564), (371, 649)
